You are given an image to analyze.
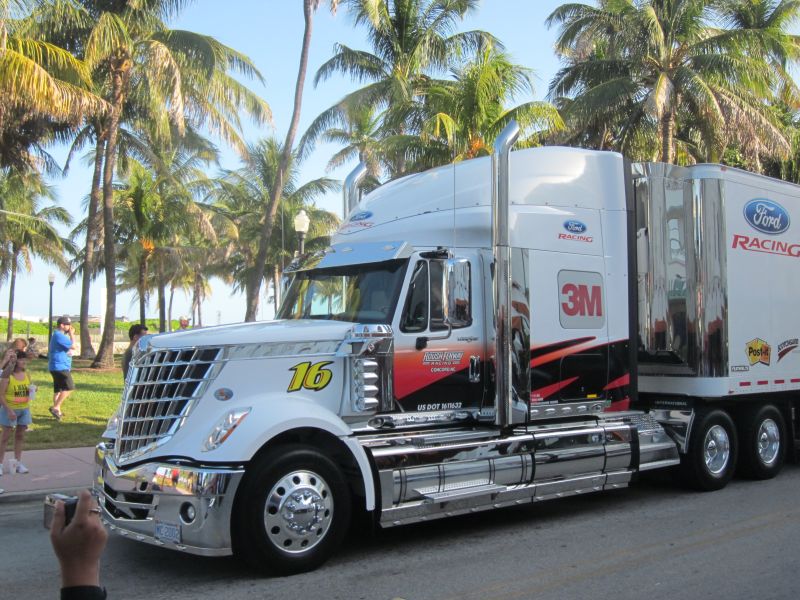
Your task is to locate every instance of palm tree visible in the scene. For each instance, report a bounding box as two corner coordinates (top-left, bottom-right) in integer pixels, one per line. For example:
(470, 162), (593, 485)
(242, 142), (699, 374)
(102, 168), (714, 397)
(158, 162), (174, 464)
(312, 0), (493, 177)
(0, 0), (106, 170)
(547, 0), (793, 164)
(420, 42), (563, 162)
(213, 137), (340, 319)
(0, 168), (73, 340)
(32, 0), (270, 364)
(244, 0), (340, 322)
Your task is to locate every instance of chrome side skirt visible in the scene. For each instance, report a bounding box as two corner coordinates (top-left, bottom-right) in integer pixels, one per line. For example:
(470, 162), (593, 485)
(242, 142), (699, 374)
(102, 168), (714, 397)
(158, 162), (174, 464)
(361, 412), (680, 528)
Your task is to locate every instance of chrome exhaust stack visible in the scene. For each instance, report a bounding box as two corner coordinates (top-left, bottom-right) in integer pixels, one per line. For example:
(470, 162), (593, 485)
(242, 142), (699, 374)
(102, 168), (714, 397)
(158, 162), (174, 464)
(492, 121), (520, 427)
(343, 162), (368, 219)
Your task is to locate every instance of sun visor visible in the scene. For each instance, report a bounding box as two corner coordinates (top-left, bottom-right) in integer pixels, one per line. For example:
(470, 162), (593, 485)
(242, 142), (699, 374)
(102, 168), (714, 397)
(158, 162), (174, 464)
(286, 241), (414, 272)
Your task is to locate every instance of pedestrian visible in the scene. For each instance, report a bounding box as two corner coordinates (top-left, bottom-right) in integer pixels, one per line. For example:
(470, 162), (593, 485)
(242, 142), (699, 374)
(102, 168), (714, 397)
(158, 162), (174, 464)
(178, 316), (191, 330)
(26, 336), (42, 358)
(1, 338), (27, 376)
(49, 315), (76, 421)
(122, 324), (148, 380)
(0, 349), (34, 475)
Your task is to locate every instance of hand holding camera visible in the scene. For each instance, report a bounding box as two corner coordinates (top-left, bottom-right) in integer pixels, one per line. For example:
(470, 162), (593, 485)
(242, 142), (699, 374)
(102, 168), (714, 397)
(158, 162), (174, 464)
(48, 490), (108, 588)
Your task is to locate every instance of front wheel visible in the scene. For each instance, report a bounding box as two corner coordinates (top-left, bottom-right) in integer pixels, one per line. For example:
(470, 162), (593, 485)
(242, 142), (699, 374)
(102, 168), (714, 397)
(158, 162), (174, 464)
(680, 409), (737, 491)
(737, 404), (785, 480)
(233, 445), (352, 575)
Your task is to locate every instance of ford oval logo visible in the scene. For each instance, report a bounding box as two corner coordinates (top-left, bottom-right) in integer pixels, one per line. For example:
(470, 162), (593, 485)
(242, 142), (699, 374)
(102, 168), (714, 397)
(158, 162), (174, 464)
(563, 220), (587, 234)
(744, 199), (790, 235)
(349, 210), (373, 222)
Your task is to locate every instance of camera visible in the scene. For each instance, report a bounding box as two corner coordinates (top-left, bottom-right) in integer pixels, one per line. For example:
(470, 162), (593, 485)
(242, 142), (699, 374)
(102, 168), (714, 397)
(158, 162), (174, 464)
(43, 494), (78, 529)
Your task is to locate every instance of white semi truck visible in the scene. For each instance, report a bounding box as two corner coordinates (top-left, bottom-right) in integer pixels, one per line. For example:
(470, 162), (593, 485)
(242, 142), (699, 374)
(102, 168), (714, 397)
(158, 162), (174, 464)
(95, 123), (800, 574)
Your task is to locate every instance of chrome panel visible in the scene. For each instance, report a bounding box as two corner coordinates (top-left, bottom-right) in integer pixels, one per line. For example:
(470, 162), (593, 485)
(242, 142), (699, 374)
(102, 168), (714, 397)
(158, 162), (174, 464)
(532, 426), (606, 480)
(603, 423), (634, 472)
(344, 162), (368, 218)
(651, 408), (695, 453)
(633, 163), (728, 376)
(94, 443), (242, 556)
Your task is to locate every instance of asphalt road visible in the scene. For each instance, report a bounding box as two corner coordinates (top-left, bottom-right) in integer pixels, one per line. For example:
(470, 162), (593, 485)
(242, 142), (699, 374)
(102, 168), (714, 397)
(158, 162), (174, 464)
(1, 465), (798, 600)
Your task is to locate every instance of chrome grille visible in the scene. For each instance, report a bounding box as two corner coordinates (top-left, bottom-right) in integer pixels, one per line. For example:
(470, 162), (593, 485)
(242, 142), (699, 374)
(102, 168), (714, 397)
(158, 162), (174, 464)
(116, 347), (223, 463)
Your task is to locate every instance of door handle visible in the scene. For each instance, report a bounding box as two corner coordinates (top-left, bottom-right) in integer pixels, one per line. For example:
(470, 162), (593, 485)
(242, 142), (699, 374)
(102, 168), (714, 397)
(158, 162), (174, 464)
(469, 355), (481, 383)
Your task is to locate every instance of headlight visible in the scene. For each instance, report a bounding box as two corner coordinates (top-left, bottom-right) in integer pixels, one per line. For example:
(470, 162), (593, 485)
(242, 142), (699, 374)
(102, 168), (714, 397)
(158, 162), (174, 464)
(202, 408), (251, 452)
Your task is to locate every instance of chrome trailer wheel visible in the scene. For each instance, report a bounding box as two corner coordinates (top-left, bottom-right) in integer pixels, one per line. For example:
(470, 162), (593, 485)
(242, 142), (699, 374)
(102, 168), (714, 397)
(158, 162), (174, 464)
(681, 409), (737, 491)
(737, 404), (785, 480)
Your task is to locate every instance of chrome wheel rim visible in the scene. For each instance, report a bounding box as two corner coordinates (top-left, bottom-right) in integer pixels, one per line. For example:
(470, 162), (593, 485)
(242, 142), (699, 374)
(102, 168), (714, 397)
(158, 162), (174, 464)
(757, 418), (780, 466)
(264, 469), (333, 554)
(704, 424), (730, 475)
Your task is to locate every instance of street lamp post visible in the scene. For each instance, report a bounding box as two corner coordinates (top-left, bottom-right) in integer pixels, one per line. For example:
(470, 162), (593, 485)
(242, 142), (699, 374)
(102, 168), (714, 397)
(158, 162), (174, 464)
(47, 272), (55, 344)
(294, 209), (310, 255)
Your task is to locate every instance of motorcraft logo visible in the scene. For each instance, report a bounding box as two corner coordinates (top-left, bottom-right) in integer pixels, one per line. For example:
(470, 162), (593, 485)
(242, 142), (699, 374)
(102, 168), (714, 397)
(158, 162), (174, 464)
(558, 220), (592, 243)
(746, 338), (771, 366)
(778, 338), (799, 361)
(744, 199), (790, 235)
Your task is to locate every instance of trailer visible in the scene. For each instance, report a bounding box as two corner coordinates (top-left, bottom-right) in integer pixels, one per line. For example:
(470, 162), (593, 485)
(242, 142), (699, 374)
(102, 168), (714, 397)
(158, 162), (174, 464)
(95, 122), (800, 574)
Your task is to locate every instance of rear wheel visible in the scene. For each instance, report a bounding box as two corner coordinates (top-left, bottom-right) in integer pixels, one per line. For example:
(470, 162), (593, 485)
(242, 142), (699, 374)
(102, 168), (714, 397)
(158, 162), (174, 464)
(233, 444), (352, 575)
(680, 409), (737, 491)
(737, 405), (785, 480)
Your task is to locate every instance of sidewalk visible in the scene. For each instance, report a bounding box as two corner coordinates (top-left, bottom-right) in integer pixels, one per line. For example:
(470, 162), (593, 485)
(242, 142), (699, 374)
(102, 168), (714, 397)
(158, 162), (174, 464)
(0, 446), (95, 503)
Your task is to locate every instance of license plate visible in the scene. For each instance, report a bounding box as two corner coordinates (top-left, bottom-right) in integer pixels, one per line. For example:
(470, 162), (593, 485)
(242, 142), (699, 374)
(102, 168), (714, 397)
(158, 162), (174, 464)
(154, 521), (181, 544)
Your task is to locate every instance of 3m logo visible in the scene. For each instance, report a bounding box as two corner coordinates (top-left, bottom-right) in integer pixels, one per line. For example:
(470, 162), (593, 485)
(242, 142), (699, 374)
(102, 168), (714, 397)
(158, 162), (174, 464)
(558, 271), (605, 329)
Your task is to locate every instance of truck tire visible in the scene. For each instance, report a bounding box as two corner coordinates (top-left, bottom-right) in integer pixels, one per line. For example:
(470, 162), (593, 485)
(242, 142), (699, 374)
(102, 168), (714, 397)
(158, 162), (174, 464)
(737, 405), (785, 480)
(680, 409), (737, 491)
(233, 444), (352, 575)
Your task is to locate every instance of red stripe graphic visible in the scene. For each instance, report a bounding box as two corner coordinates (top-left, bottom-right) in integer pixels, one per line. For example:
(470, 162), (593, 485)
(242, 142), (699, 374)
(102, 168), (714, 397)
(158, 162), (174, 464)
(775, 379), (785, 384)
(530, 337), (624, 368)
(530, 377), (579, 403)
(740, 382), (751, 387)
(603, 373), (630, 391)
(757, 380), (768, 385)
(605, 397), (630, 412)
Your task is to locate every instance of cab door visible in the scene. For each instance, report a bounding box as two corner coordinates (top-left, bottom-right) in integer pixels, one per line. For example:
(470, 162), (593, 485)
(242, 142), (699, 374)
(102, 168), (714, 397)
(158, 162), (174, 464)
(391, 253), (485, 413)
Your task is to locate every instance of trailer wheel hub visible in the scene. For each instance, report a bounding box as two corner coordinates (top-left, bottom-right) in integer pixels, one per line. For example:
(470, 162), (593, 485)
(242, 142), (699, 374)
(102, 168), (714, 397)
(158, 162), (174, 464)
(757, 418), (780, 465)
(703, 425), (730, 475)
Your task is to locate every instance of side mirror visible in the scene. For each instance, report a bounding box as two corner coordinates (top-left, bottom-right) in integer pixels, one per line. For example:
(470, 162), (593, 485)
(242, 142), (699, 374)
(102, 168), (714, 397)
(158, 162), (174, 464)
(443, 258), (472, 328)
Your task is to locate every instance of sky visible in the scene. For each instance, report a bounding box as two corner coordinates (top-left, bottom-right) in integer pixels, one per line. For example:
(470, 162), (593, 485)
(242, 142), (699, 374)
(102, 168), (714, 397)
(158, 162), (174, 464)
(4, 0), (567, 326)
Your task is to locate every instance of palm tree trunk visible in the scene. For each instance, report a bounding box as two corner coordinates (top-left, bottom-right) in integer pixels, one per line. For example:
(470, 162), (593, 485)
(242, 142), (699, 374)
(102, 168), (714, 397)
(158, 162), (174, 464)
(167, 283), (175, 332)
(79, 135), (105, 358)
(195, 278), (203, 327)
(660, 110), (675, 164)
(138, 253), (148, 325)
(272, 264), (281, 314)
(245, 0), (317, 321)
(6, 250), (18, 342)
(157, 266), (166, 333)
(93, 61), (129, 368)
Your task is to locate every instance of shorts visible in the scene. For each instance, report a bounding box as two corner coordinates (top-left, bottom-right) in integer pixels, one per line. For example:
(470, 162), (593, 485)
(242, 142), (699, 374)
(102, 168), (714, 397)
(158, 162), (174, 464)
(50, 370), (75, 392)
(0, 407), (32, 427)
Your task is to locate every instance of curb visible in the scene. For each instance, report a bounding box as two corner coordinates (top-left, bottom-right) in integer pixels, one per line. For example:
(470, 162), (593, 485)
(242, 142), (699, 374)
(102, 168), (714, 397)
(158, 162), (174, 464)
(0, 485), (91, 504)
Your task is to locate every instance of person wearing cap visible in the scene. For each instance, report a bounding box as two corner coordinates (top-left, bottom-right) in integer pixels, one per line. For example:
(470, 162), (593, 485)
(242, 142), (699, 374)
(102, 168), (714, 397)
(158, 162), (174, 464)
(48, 316), (76, 421)
(122, 324), (148, 380)
(177, 316), (190, 330)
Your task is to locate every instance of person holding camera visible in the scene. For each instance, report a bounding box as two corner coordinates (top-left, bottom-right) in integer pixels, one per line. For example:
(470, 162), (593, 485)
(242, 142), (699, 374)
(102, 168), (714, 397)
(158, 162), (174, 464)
(0, 349), (33, 475)
(49, 316), (76, 421)
(49, 490), (108, 599)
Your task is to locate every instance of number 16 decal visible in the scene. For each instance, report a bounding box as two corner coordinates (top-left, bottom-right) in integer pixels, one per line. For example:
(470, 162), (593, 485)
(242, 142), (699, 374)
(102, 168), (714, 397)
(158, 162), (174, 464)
(288, 361), (333, 392)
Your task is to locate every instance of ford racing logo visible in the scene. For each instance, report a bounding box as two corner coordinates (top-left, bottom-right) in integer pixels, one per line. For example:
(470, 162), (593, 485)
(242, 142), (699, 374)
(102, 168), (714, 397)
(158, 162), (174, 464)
(563, 220), (587, 234)
(744, 199), (789, 235)
(349, 210), (373, 222)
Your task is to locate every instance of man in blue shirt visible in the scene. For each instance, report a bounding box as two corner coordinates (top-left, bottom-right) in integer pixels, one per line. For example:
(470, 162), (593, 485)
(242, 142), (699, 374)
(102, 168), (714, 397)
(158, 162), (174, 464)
(49, 316), (76, 421)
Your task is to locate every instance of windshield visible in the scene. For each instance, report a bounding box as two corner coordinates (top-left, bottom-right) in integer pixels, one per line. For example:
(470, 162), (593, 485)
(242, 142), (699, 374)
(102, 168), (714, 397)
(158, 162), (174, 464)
(278, 259), (407, 323)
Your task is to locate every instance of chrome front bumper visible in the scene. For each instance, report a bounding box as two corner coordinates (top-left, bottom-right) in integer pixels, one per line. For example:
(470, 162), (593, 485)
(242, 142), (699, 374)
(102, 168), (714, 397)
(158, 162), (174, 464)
(94, 443), (244, 556)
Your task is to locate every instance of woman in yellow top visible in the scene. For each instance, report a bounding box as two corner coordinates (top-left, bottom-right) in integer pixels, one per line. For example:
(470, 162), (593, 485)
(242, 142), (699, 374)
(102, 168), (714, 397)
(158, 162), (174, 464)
(0, 349), (33, 475)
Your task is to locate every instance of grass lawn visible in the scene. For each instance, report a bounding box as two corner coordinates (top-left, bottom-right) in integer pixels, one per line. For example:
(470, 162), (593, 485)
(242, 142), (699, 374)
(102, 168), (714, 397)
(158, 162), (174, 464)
(5, 357), (124, 450)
